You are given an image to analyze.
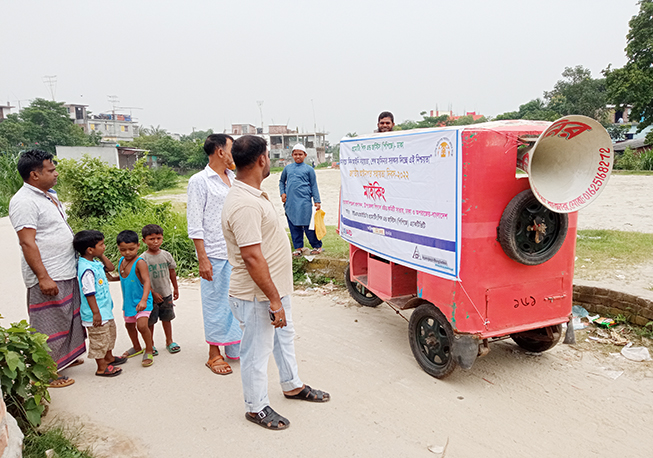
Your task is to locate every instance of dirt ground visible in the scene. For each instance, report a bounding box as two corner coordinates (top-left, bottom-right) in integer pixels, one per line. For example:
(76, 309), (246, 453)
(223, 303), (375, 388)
(2, 171), (653, 457)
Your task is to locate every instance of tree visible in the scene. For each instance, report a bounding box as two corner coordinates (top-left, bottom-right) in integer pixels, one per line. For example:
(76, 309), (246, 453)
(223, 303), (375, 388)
(495, 66), (608, 123)
(605, 0), (653, 133)
(545, 66), (608, 121)
(495, 99), (559, 121)
(180, 128), (214, 142)
(0, 98), (94, 153)
(395, 114), (450, 130)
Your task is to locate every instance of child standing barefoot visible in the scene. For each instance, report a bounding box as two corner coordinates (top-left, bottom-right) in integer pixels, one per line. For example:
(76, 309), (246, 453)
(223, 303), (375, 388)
(114, 230), (155, 367)
(141, 224), (180, 355)
(73, 230), (126, 376)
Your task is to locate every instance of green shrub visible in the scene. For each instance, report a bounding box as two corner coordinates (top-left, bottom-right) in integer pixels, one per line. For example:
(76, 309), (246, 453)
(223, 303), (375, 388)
(0, 317), (58, 430)
(69, 202), (197, 276)
(614, 147), (640, 170)
(148, 165), (179, 191)
(56, 155), (149, 219)
(639, 149), (653, 171)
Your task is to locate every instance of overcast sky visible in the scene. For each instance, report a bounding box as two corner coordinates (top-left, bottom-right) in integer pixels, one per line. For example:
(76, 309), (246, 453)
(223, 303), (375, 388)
(0, 0), (641, 143)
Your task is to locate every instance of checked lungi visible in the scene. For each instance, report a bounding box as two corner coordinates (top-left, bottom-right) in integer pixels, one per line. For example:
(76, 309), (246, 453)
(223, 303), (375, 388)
(27, 278), (86, 370)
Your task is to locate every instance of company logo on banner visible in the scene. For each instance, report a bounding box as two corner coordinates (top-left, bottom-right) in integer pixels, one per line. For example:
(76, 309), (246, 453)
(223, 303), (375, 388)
(339, 128), (462, 280)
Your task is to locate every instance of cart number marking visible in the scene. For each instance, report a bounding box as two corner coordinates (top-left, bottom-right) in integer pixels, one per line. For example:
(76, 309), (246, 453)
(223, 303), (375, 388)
(514, 296), (536, 308)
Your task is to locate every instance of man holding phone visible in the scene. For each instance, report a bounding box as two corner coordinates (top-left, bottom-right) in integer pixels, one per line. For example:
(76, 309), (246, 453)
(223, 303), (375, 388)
(222, 135), (330, 431)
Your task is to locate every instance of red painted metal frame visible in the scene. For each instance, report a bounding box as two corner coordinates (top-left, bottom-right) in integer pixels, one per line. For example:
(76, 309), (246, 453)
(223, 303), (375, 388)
(347, 123), (575, 339)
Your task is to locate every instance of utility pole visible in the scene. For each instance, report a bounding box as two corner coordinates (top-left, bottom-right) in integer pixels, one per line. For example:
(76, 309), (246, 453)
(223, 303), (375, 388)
(257, 100), (264, 133)
(43, 76), (57, 101)
(107, 95), (119, 141)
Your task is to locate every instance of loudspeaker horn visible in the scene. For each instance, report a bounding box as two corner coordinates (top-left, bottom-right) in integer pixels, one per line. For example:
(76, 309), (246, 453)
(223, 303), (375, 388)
(516, 115), (614, 213)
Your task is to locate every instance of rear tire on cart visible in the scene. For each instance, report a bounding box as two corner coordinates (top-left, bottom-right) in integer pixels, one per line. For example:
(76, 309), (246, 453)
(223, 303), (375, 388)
(344, 264), (383, 307)
(510, 324), (562, 352)
(409, 303), (457, 378)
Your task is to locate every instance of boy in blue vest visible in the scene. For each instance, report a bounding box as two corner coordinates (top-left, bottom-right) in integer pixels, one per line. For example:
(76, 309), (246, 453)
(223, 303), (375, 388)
(73, 230), (127, 377)
(115, 230), (155, 367)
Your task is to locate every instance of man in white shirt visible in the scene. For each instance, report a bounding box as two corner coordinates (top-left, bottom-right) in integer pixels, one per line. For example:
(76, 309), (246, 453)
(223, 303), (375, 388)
(187, 134), (242, 375)
(9, 150), (86, 388)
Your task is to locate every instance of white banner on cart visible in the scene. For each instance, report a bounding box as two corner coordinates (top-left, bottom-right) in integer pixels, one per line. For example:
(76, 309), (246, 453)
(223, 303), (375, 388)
(339, 128), (462, 280)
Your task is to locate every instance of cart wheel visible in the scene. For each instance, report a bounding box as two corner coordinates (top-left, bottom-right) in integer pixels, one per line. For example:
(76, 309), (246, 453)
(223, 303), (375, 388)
(409, 303), (457, 378)
(498, 190), (568, 265)
(344, 265), (383, 307)
(510, 324), (562, 352)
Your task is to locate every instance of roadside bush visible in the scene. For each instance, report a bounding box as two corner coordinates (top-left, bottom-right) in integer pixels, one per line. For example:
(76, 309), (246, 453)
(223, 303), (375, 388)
(68, 201), (197, 276)
(614, 147), (640, 170)
(148, 165), (178, 191)
(56, 155), (149, 219)
(0, 317), (58, 430)
(639, 149), (653, 171)
(0, 152), (23, 217)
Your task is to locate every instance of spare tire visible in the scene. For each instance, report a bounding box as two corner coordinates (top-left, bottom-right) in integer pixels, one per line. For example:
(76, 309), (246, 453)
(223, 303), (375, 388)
(498, 190), (568, 265)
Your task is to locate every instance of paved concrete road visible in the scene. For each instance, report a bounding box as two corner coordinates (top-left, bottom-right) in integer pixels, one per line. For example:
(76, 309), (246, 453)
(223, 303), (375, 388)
(2, 216), (652, 457)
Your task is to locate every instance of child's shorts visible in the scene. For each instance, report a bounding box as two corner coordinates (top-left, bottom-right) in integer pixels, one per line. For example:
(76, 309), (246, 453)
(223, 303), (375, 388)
(148, 295), (176, 326)
(124, 310), (152, 323)
(86, 319), (116, 359)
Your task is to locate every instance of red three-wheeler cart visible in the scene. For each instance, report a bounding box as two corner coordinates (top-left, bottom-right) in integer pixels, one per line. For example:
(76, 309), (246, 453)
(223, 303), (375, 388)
(339, 116), (613, 378)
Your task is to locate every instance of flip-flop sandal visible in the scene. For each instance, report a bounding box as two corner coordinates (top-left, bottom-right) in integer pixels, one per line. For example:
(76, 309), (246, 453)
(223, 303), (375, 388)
(167, 342), (181, 354)
(110, 356), (127, 366)
(47, 375), (75, 388)
(122, 347), (144, 358)
(95, 365), (122, 377)
(245, 406), (290, 430)
(142, 353), (154, 367)
(284, 384), (330, 402)
(309, 248), (323, 255)
(153, 346), (159, 357)
(205, 355), (232, 375)
(292, 250), (303, 257)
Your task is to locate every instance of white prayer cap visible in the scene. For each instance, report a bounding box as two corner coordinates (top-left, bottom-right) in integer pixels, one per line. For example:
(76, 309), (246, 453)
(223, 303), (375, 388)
(292, 143), (306, 153)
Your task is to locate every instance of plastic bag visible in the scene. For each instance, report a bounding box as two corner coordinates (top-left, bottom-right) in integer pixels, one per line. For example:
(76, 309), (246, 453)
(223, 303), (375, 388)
(314, 209), (326, 240)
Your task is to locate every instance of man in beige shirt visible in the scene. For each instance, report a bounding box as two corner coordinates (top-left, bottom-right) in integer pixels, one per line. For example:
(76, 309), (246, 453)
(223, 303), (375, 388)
(222, 135), (330, 431)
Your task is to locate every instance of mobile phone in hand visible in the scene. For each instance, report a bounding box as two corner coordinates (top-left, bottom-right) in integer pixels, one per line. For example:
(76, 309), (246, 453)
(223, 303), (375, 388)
(269, 311), (275, 321)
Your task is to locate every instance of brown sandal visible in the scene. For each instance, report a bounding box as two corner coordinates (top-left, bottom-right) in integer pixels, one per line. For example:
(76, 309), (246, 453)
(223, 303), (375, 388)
(206, 355), (232, 375)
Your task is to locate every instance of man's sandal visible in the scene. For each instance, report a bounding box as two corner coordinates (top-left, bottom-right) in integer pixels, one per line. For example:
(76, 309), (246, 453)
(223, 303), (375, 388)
(95, 365), (122, 377)
(205, 355), (232, 375)
(142, 353), (154, 367)
(245, 406), (290, 430)
(292, 250), (303, 258)
(284, 384), (330, 402)
(109, 356), (128, 366)
(122, 347), (144, 358)
(309, 248), (323, 255)
(47, 375), (75, 388)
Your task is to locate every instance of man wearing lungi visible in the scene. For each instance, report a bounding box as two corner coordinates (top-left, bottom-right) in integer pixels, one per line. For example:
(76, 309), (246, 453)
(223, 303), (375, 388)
(9, 150), (86, 388)
(187, 134), (242, 375)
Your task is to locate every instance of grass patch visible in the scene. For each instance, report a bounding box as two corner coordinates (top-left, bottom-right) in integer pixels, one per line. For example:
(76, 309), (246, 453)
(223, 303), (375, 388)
(611, 170), (653, 176)
(23, 426), (94, 458)
(575, 229), (653, 279)
(286, 225), (348, 259)
(147, 175), (190, 197)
